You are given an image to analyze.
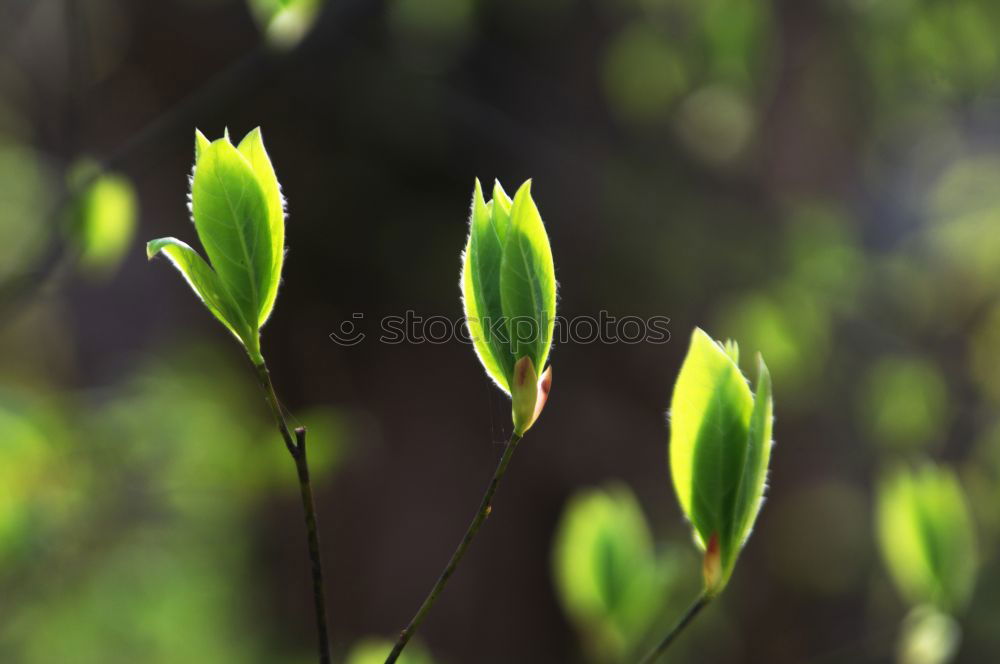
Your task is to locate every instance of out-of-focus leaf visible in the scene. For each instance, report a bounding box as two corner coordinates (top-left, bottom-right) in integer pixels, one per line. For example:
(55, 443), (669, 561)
(897, 605), (962, 664)
(552, 484), (676, 662)
(876, 463), (978, 612)
(68, 164), (137, 279)
(247, 0), (322, 49)
(0, 394), (80, 563)
(669, 327), (773, 595)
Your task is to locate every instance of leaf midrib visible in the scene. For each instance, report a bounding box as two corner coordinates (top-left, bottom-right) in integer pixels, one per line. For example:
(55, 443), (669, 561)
(212, 158), (261, 331)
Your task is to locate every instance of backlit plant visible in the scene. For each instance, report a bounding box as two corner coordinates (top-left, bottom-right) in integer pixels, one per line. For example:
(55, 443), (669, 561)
(147, 128), (332, 663)
(876, 463), (978, 664)
(641, 327), (774, 663)
(552, 484), (679, 662)
(144, 130), (787, 664)
(385, 178), (556, 662)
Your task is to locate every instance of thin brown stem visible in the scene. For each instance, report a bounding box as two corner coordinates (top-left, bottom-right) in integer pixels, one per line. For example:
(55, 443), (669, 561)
(385, 432), (523, 664)
(255, 361), (331, 664)
(639, 592), (710, 664)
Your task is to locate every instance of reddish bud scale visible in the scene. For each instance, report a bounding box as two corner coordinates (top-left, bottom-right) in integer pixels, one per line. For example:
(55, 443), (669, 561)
(703, 533), (723, 596)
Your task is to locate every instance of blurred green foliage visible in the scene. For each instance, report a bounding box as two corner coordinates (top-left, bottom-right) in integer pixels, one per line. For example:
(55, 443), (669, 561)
(855, 0), (1000, 112)
(552, 484), (680, 662)
(860, 357), (949, 451)
(876, 464), (978, 614)
(0, 348), (346, 662)
(601, 0), (772, 164)
(247, 0), (322, 49)
(5, 0), (1000, 660)
(66, 162), (138, 280)
(0, 145), (54, 283)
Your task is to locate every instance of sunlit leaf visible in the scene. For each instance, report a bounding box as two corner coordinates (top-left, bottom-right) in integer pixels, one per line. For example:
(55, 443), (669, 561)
(195, 129), (211, 161)
(500, 180), (556, 378)
(876, 463), (978, 612)
(461, 179), (556, 434)
(732, 355), (772, 548)
(191, 136), (273, 333)
(146, 237), (253, 351)
(236, 127), (285, 327)
(669, 327), (773, 594)
(462, 178), (514, 391)
(148, 129), (287, 365)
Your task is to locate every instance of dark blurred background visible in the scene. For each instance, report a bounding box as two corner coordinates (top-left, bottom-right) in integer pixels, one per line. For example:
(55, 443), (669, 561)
(2, 0), (1000, 662)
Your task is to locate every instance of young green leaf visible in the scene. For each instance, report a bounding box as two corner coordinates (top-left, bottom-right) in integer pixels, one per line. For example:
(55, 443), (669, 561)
(462, 179), (514, 391)
(553, 484), (677, 662)
(146, 237), (254, 349)
(461, 179), (556, 435)
(236, 127), (285, 327)
(191, 136), (273, 330)
(500, 180), (556, 378)
(876, 463), (978, 613)
(148, 128), (286, 366)
(669, 327), (774, 595)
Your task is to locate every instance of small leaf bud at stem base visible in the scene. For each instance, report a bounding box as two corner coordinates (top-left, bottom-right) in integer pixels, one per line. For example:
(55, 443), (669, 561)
(703, 533), (723, 597)
(511, 357), (553, 436)
(511, 356), (538, 436)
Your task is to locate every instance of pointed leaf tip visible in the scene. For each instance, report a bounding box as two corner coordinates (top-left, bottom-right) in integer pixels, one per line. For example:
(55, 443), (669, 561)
(194, 129), (211, 162)
(235, 126), (285, 327)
